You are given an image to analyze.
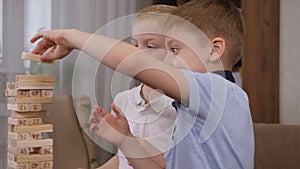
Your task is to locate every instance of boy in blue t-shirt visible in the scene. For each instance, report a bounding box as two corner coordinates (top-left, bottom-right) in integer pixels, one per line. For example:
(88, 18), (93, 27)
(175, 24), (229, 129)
(30, 0), (254, 168)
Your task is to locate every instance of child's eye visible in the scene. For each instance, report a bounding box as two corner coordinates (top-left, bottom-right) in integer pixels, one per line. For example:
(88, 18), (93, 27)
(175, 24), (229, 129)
(131, 41), (138, 48)
(147, 45), (157, 49)
(171, 48), (179, 54)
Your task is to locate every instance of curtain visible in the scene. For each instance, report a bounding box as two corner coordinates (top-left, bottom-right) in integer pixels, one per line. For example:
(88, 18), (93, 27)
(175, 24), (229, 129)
(52, 0), (151, 94)
(0, 0), (152, 167)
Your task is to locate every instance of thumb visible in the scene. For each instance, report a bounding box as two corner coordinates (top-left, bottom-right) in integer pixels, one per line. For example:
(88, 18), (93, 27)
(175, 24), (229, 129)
(42, 46), (67, 61)
(96, 106), (109, 117)
(40, 48), (58, 62)
(111, 103), (125, 119)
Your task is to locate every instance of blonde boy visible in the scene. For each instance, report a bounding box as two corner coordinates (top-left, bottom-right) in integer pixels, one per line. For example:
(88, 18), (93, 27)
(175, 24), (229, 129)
(97, 5), (177, 169)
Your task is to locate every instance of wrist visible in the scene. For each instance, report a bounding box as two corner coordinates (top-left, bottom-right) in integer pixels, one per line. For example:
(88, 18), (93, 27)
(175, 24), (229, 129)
(63, 29), (81, 50)
(118, 132), (135, 147)
(61, 29), (88, 51)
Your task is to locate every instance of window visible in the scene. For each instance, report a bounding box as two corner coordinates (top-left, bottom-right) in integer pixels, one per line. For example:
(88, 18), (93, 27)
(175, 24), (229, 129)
(24, 0), (51, 52)
(24, 0), (52, 74)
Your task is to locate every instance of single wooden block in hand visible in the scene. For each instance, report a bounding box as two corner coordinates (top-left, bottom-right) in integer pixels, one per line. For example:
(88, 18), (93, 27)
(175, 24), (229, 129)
(21, 52), (57, 65)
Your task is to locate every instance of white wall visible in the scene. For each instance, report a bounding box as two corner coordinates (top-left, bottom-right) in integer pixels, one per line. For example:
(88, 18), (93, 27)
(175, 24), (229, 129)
(280, 0), (300, 124)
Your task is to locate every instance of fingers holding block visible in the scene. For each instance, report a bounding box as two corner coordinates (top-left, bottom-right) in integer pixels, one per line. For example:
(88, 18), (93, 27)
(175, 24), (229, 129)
(21, 52), (58, 65)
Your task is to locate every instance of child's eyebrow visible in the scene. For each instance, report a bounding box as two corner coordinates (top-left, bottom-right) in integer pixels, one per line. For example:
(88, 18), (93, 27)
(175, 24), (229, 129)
(167, 39), (180, 47)
(131, 37), (137, 42)
(132, 36), (163, 43)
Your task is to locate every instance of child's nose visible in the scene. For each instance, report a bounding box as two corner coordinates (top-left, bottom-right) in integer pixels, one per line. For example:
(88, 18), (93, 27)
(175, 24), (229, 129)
(163, 51), (175, 65)
(145, 49), (167, 61)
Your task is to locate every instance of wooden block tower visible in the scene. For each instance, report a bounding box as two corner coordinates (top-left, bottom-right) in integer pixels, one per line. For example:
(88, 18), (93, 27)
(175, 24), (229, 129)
(5, 52), (56, 169)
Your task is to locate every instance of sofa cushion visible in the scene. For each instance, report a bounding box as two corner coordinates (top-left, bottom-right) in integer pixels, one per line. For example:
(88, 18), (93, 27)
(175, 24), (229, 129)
(254, 123), (300, 169)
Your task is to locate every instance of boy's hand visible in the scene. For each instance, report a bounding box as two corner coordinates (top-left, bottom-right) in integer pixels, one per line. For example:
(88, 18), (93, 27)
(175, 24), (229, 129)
(30, 29), (75, 63)
(89, 103), (133, 146)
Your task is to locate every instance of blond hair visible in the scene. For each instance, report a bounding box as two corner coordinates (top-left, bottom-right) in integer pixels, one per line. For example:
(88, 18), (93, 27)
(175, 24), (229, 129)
(134, 5), (178, 24)
(174, 0), (244, 67)
(177, 0), (191, 6)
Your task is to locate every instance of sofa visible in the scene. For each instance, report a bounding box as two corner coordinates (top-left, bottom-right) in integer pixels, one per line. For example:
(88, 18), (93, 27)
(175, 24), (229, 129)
(43, 95), (113, 169)
(254, 123), (300, 169)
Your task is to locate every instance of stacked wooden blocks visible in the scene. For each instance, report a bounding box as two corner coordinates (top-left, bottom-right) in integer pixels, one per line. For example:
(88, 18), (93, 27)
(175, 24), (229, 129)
(5, 75), (54, 169)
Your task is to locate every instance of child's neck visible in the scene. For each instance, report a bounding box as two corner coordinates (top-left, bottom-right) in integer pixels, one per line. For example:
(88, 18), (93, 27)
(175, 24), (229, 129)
(209, 62), (232, 72)
(140, 84), (163, 104)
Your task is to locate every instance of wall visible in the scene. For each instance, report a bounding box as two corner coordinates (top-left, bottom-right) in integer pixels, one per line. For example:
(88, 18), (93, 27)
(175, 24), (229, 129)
(280, 0), (300, 124)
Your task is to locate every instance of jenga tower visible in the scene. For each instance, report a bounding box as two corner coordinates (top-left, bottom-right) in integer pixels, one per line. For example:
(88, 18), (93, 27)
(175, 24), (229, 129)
(5, 52), (55, 169)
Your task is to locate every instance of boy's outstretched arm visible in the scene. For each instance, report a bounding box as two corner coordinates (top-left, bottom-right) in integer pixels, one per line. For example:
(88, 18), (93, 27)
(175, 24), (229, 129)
(31, 29), (189, 104)
(90, 103), (166, 169)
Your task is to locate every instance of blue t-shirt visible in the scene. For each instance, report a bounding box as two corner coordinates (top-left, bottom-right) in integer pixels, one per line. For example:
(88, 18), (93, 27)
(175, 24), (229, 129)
(165, 70), (254, 169)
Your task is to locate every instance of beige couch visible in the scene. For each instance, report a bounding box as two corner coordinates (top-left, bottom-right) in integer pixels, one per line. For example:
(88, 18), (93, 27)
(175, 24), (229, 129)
(43, 95), (113, 169)
(254, 123), (300, 169)
(43, 95), (300, 169)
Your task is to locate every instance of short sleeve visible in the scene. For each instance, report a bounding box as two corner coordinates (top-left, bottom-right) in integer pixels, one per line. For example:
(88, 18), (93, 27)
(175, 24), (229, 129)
(176, 70), (228, 143)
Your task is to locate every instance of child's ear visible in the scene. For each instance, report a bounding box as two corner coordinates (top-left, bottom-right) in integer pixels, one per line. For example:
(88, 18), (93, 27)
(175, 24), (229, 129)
(209, 37), (226, 62)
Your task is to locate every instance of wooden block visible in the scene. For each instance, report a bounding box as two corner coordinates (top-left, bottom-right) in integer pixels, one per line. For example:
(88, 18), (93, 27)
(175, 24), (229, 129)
(8, 152), (15, 161)
(28, 118), (42, 126)
(7, 82), (16, 90)
(38, 147), (53, 155)
(8, 97), (53, 104)
(8, 104), (30, 112)
(41, 90), (53, 97)
(29, 162), (40, 169)
(8, 132), (30, 141)
(8, 147), (30, 155)
(15, 161), (53, 169)
(9, 124), (53, 134)
(9, 124), (16, 133)
(8, 132), (42, 141)
(29, 161), (41, 169)
(10, 111), (48, 119)
(7, 160), (29, 169)
(8, 138), (53, 148)
(16, 82), (54, 90)
(40, 161), (53, 169)
(8, 118), (42, 126)
(5, 89), (9, 96)
(8, 104), (42, 112)
(29, 90), (41, 97)
(8, 118), (29, 126)
(21, 52), (57, 65)
(5, 89), (29, 97)
(7, 97), (16, 104)
(16, 75), (54, 83)
(29, 104), (42, 111)
(28, 132), (42, 140)
(7, 152), (53, 163)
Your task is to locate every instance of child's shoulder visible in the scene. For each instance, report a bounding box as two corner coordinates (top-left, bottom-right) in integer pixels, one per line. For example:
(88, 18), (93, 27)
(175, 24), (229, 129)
(179, 69), (248, 100)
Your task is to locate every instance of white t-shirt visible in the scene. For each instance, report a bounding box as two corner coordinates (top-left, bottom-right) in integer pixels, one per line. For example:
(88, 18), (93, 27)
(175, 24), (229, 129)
(112, 84), (177, 169)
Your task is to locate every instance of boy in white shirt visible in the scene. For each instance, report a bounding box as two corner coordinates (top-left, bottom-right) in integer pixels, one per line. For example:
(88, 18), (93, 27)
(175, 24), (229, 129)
(97, 5), (177, 169)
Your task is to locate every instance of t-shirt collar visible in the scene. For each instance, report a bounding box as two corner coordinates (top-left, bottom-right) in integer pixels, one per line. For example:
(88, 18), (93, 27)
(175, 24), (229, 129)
(212, 70), (235, 83)
(130, 84), (172, 113)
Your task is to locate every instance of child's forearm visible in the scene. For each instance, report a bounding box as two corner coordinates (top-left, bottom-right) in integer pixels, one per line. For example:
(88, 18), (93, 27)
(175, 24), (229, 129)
(96, 155), (119, 169)
(63, 29), (189, 103)
(32, 29), (188, 103)
(119, 137), (166, 169)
